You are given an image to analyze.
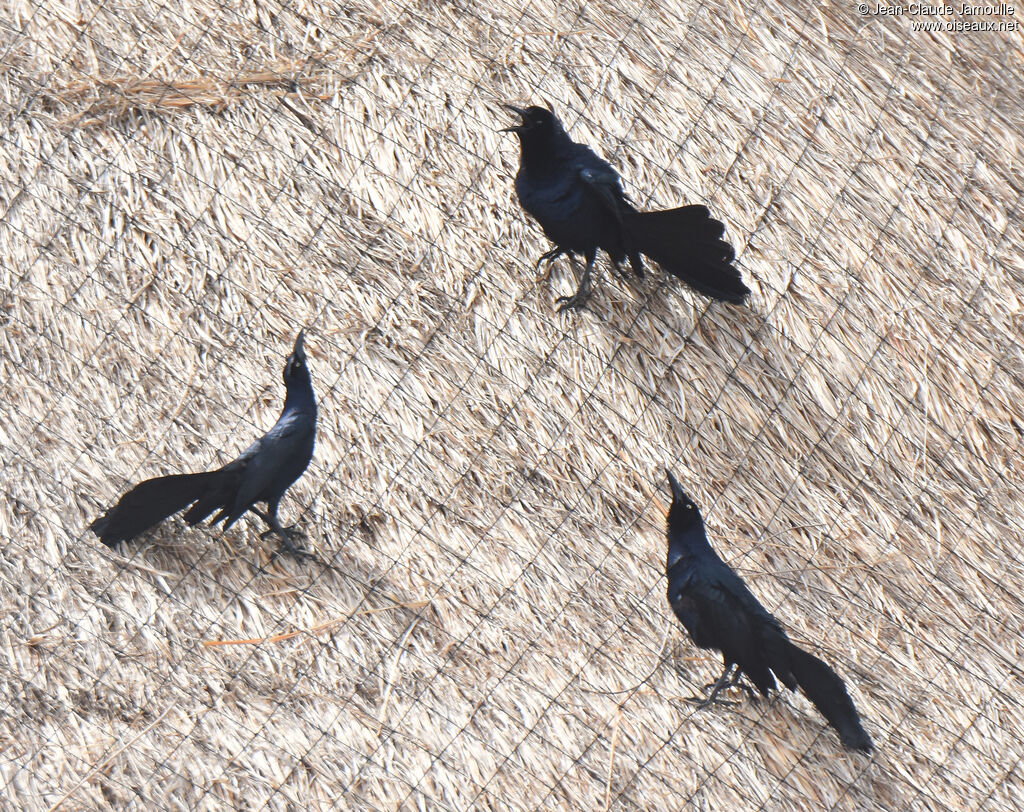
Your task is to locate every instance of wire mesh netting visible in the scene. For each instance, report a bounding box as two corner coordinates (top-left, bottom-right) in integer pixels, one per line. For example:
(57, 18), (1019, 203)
(2, 0), (1023, 808)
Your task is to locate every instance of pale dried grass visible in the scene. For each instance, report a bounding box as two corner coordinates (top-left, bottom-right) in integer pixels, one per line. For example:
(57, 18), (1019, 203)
(1, 0), (1022, 809)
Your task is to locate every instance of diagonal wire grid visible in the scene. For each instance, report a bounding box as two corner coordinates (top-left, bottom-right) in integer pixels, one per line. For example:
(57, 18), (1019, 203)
(1, 0), (1022, 809)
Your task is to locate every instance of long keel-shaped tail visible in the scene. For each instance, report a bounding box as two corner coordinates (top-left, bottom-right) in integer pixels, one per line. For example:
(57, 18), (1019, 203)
(788, 642), (873, 751)
(90, 471), (221, 547)
(628, 204), (749, 303)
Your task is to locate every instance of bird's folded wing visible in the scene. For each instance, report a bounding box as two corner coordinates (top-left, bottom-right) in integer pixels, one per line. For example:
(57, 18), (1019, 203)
(227, 414), (312, 518)
(689, 574), (762, 651)
(579, 167), (626, 225)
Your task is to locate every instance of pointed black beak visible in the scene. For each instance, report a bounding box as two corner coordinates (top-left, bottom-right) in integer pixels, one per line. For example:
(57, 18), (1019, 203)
(499, 103), (527, 132)
(665, 468), (685, 502)
(292, 329), (306, 361)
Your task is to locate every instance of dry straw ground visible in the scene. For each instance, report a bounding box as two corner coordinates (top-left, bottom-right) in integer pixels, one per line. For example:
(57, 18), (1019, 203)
(1, 0), (1022, 809)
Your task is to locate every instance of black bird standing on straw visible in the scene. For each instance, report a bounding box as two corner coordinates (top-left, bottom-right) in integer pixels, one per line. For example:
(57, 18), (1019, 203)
(663, 470), (873, 752)
(502, 104), (749, 312)
(91, 331), (317, 557)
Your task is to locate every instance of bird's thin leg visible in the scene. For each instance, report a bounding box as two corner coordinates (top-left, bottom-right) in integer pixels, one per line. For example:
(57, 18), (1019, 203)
(255, 502), (308, 559)
(725, 666), (758, 701)
(252, 505), (305, 538)
(534, 246), (564, 272)
(686, 663), (739, 708)
(556, 248), (596, 312)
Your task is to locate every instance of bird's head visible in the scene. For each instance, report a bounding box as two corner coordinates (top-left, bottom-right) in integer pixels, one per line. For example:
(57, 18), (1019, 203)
(665, 469), (702, 532)
(283, 329), (311, 386)
(500, 103), (564, 145)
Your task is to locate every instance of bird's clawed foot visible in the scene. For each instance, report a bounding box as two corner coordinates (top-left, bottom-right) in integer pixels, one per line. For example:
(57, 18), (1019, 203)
(685, 666), (752, 708)
(260, 524), (309, 561)
(556, 280), (593, 313)
(685, 679), (738, 708)
(534, 247), (564, 277)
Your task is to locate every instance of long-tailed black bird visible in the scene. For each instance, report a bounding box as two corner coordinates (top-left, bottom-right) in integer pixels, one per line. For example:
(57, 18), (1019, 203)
(91, 331), (317, 556)
(502, 104), (749, 312)
(663, 470), (873, 752)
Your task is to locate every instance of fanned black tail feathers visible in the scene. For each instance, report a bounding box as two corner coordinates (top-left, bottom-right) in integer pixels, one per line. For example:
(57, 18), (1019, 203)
(90, 471), (222, 548)
(786, 641), (874, 752)
(628, 205), (749, 303)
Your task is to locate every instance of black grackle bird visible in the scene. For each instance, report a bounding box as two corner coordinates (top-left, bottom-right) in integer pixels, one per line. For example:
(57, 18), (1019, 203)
(663, 470), (873, 752)
(502, 104), (749, 312)
(90, 330), (317, 556)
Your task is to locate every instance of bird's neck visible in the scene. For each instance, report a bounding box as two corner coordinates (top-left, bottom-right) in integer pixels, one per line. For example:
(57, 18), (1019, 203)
(667, 524), (714, 562)
(283, 375), (316, 415)
(518, 132), (573, 176)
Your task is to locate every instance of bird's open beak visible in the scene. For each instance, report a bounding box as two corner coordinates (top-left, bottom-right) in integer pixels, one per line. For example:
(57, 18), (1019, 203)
(292, 329), (306, 360)
(499, 103), (527, 132)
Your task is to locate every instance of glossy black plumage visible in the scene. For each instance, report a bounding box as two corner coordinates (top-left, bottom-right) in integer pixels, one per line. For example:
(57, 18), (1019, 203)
(90, 331), (317, 555)
(664, 470), (873, 752)
(503, 105), (749, 311)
